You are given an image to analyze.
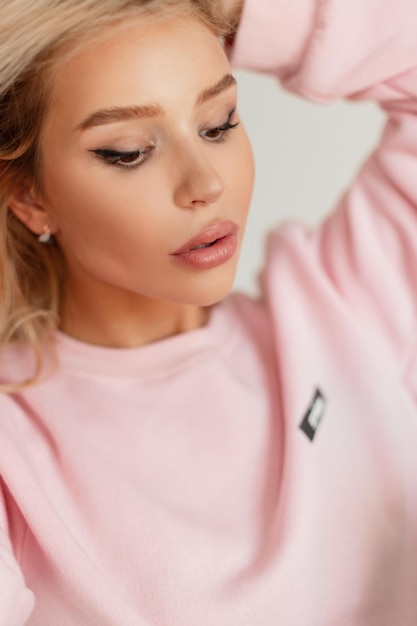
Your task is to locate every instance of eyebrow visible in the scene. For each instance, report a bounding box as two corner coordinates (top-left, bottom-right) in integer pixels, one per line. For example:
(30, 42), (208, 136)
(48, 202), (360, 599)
(196, 73), (236, 106)
(75, 73), (237, 133)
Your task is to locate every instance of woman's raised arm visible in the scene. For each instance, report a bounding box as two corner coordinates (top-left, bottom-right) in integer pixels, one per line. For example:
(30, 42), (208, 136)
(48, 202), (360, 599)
(225, 0), (417, 370)
(226, 0), (417, 103)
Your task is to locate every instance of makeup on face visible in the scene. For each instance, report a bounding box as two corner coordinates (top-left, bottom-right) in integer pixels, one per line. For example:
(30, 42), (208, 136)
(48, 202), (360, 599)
(37, 14), (254, 345)
(87, 107), (239, 171)
(170, 219), (239, 269)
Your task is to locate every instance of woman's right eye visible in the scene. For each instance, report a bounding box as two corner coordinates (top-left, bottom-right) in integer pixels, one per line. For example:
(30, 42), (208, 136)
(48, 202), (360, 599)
(89, 147), (152, 169)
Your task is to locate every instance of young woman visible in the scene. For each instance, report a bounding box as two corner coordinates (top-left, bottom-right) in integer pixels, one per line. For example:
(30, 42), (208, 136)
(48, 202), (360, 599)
(1, 0), (417, 623)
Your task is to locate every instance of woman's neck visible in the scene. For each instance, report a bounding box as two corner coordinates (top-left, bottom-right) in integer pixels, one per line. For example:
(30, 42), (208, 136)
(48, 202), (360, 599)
(59, 288), (212, 348)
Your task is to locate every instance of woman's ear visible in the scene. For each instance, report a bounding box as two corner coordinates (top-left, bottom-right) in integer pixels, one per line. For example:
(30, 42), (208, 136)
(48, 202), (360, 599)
(8, 182), (57, 237)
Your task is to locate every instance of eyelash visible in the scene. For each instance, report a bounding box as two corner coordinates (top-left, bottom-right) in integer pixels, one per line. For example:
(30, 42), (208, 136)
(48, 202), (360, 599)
(91, 146), (152, 170)
(199, 109), (240, 143)
(90, 109), (240, 170)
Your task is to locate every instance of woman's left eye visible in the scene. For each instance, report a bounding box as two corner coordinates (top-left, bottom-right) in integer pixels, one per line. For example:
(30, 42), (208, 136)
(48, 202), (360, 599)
(200, 109), (240, 142)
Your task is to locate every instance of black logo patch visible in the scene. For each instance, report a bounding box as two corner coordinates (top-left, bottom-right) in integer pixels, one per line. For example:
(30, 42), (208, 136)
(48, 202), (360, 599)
(299, 389), (326, 442)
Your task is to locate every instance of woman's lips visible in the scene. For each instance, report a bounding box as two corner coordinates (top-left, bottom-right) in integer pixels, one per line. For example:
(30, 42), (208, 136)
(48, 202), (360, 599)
(170, 220), (239, 270)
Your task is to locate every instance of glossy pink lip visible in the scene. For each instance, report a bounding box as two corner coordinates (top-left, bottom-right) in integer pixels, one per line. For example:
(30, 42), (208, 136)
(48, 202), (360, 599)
(170, 220), (240, 271)
(171, 220), (238, 255)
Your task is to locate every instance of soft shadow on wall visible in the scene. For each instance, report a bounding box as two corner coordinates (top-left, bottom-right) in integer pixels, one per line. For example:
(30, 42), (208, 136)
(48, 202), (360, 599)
(232, 69), (385, 297)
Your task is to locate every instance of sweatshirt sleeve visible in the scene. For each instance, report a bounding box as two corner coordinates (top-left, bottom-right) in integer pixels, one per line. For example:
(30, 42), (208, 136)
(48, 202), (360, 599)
(230, 0), (417, 103)
(0, 487), (34, 625)
(230, 0), (417, 369)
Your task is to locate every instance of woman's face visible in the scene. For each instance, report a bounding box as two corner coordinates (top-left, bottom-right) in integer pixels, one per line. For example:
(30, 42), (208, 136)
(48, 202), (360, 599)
(37, 12), (254, 311)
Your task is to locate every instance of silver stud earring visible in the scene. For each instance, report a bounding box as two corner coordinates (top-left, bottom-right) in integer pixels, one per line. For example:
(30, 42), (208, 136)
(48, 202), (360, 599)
(38, 224), (53, 244)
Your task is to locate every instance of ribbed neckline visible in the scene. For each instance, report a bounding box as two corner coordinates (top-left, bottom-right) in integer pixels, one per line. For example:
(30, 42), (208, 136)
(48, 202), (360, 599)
(52, 297), (237, 380)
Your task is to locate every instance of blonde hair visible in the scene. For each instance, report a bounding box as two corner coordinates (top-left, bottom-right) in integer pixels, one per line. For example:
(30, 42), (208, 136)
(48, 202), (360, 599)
(0, 0), (231, 391)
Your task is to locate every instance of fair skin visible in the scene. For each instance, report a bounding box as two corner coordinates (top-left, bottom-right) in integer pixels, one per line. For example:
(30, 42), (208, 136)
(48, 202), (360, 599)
(10, 10), (254, 348)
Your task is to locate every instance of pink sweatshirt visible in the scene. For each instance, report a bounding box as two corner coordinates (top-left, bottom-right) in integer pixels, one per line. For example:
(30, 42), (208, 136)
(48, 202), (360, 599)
(2, 0), (417, 623)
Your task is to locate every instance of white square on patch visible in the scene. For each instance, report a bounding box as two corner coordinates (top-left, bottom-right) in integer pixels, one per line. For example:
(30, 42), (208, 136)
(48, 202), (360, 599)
(308, 396), (325, 429)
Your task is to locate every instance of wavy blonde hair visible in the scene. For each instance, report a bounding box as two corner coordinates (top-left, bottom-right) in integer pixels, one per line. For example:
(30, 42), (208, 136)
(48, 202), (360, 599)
(0, 0), (231, 392)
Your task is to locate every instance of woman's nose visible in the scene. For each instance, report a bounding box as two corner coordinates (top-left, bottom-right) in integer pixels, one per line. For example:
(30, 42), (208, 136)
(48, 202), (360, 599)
(173, 148), (225, 209)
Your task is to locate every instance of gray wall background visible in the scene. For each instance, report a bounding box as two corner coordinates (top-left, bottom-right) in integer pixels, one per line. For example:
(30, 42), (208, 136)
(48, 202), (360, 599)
(232, 69), (385, 296)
